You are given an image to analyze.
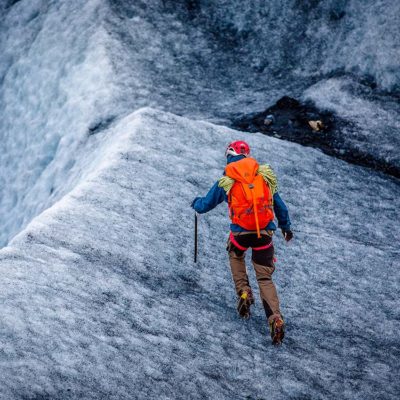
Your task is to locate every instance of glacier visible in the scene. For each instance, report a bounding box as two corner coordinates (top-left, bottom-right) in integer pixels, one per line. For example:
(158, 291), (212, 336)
(1, 0), (399, 247)
(0, 0), (399, 398)
(1, 109), (399, 399)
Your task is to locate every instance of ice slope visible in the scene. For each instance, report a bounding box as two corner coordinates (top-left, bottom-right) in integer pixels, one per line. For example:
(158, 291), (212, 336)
(0, 0), (114, 247)
(1, 0), (399, 248)
(0, 109), (399, 400)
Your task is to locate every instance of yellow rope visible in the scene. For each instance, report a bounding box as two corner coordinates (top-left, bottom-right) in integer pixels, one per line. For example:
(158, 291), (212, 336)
(257, 164), (278, 195)
(218, 176), (235, 193)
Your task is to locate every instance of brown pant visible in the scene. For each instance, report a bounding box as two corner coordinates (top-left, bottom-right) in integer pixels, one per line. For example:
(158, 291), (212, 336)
(227, 231), (281, 322)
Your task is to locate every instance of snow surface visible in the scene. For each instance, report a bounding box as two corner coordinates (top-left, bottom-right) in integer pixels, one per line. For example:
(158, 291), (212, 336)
(0, 109), (399, 399)
(1, 0), (399, 247)
(0, 1), (399, 398)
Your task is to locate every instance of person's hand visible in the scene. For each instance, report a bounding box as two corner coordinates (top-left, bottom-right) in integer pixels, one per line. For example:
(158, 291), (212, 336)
(191, 197), (201, 209)
(281, 229), (293, 242)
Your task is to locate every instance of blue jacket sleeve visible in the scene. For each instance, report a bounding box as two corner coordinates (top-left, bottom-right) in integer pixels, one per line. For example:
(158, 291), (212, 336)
(192, 181), (227, 213)
(273, 192), (291, 231)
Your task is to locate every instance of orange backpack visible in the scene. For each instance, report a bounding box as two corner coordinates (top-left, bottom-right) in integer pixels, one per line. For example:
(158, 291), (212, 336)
(225, 157), (274, 237)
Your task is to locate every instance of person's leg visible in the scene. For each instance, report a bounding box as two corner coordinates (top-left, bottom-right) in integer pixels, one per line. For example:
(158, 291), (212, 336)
(252, 261), (281, 322)
(251, 234), (285, 343)
(227, 234), (254, 317)
(227, 234), (250, 296)
(250, 234), (281, 323)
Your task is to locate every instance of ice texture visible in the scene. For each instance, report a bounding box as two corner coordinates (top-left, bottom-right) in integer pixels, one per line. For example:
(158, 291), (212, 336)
(0, 2), (399, 398)
(0, 109), (399, 399)
(1, 0), (399, 246)
(0, 0), (114, 246)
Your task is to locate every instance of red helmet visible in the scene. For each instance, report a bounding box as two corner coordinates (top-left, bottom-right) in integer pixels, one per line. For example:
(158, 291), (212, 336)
(225, 140), (250, 157)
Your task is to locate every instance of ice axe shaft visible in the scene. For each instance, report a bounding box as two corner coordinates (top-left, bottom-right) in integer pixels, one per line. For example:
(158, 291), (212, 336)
(194, 213), (198, 263)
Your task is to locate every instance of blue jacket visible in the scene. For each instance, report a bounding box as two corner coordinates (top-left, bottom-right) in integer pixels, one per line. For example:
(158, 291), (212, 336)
(192, 155), (291, 232)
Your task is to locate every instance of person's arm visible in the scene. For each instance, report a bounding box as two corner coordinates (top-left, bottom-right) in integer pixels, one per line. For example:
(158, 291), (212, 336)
(191, 181), (226, 213)
(273, 192), (293, 241)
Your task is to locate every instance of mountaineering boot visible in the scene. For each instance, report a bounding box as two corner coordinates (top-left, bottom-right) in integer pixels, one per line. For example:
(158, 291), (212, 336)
(236, 289), (254, 319)
(269, 315), (285, 345)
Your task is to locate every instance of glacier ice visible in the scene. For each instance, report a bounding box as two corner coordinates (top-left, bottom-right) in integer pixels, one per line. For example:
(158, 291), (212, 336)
(0, 109), (399, 399)
(0, 0), (115, 246)
(0, 1), (399, 398)
(1, 0), (399, 246)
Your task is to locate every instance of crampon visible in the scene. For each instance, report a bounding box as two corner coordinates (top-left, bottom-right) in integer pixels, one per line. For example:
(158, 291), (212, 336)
(236, 289), (254, 319)
(269, 316), (285, 345)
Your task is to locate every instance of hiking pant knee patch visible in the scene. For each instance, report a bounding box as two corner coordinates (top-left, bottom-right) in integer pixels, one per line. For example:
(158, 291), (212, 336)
(252, 246), (274, 267)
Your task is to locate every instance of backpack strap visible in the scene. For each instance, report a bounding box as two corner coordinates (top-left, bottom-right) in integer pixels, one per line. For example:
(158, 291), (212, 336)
(248, 183), (261, 238)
